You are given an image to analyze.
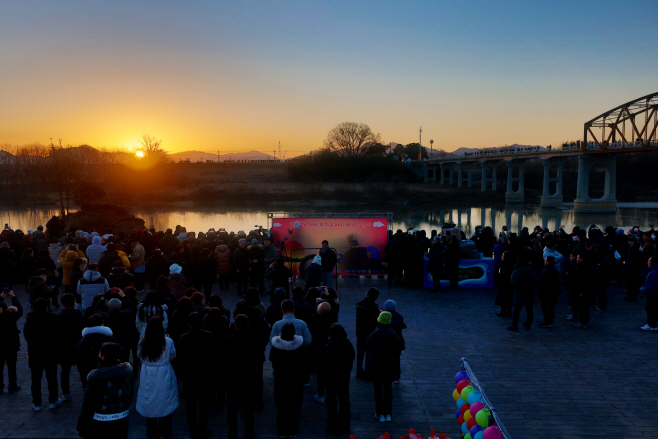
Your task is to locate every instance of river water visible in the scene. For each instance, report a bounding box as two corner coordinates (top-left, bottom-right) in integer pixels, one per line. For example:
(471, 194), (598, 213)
(3, 204), (658, 235)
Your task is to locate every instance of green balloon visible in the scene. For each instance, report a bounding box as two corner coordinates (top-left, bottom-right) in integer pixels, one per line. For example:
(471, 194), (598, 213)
(475, 407), (492, 428)
(461, 384), (474, 402)
(464, 434), (473, 439)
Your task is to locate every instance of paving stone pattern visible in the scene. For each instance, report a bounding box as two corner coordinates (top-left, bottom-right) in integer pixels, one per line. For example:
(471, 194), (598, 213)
(1, 280), (657, 438)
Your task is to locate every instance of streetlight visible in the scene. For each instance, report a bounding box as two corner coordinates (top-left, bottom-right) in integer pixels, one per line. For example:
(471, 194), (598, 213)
(430, 139), (434, 158)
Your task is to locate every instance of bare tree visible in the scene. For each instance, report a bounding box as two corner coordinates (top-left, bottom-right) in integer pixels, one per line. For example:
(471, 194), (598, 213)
(138, 134), (167, 160)
(323, 122), (381, 158)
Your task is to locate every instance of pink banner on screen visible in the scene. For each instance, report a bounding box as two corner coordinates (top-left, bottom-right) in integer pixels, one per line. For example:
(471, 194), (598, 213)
(271, 218), (389, 276)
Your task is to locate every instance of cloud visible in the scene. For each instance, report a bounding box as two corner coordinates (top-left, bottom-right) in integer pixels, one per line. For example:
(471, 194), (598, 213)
(373, 221), (385, 227)
(273, 222), (282, 227)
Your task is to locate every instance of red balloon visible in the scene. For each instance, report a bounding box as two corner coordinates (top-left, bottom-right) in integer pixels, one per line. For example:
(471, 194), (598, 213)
(467, 417), (477, 430)
(458, 414), (464, 425)
(460, 403), (471, 415)
(456, 379), (470, 393)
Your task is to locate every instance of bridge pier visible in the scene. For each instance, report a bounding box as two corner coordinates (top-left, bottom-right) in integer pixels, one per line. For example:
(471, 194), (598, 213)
(540, 161), (564, 207)
(505, 162), (525, 203)
(457, 165), (473, 188)
(574, 155), (617, 213)
(480, 163), (497, 191)
(423, 165), (437, 183)
(440, 164), (454, 185)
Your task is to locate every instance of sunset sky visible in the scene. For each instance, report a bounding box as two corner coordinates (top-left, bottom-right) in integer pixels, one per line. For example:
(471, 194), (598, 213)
(1, 1), (657, 155)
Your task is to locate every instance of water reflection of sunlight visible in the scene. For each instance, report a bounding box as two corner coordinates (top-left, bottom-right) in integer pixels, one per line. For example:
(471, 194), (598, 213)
(1, 206), (657, 235)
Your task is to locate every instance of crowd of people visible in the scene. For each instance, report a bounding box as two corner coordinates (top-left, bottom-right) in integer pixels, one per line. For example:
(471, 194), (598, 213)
(0, 218), (407, 439)
(488, 224), (658, 331)
(0, 217), (656, 438)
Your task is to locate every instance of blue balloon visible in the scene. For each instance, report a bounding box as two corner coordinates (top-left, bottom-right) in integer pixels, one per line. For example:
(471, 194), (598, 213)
(470, 425), (483, 437)
(455, 370), (469, 383)
(468, 390), (482, 405)
(456, 408), (461, 418)
(456, 398), (467, 409)
(474, 431), (484, 439)
(461, 421), (469, 435)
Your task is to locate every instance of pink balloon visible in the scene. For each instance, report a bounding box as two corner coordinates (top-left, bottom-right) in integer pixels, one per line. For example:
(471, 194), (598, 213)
(483, 426), (502, 439)
(470, 401), (485, 416)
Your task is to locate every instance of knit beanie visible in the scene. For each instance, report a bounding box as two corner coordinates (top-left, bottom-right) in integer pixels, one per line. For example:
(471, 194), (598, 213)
(377, 311), (392, 325)
(383, 300), (397, 312)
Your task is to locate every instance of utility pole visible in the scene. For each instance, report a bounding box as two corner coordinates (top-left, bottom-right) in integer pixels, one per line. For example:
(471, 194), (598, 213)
(430, 139), (434, 158)
(278, 141), (281, 161)
(418, 126), (422, 159)
(217, 150), (220, 163)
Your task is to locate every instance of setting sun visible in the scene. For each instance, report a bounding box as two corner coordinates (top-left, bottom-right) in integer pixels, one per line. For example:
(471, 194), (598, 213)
(135, 151), (144, 157)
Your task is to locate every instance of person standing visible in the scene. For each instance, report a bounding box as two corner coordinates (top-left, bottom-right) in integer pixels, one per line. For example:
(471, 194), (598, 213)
(322, 323), (355, 435)
(538, 256), (560, 328)
(214, 240), (232, 291)
(262, 237), (278, 295)
(221, 314), (264, 439)
(56, 293), (86, 400)
(178, 312), (215, 439)
(136, 318), (179, 439)
(78, 263), (111, 311)
(0, 289), (23, 394)
(319, 240), (337, 289)
(309, 302), (338, 404)
(23, 298), (62, 411)
(269, 322), (304, 438)
(382, 300), (406, 383)
(304, 256), (323, 292)
(426, 237), (446, 293)
(75, 314), (116, 389)
(233, 239), (250, 297)
(366, 311), (399, 422)
(642, 256), (658, 331)
(129, 239), (146, 292)
(77, 343), (133, 439)
(355, 288), (379, 379)
(507, 258), (539, 332)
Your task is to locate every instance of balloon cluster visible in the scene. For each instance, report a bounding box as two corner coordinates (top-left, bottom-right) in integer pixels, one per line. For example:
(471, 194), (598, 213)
(452, 370), (503, 439)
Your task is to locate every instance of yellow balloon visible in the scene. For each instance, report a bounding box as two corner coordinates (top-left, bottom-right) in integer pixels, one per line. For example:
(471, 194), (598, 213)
(463, 409), (472, 422)
(453, 389), (461, 402)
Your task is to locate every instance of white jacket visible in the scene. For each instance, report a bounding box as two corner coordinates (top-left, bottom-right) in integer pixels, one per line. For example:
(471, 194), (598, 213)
(136, 337), (179, 418)
(543, 247), (564, 275)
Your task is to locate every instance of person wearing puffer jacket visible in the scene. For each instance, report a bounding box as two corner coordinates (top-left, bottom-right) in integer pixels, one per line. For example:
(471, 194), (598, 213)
(78, 264), (111, 311)
(543, 241), (565, 277)
(59, 250), (79, 295)
(85, 236), (104, 265)
(75, 315), (116, 389)
(167, 264), (187, 301)
(214, 241), (232, 291)
(269, 322), (304, 438)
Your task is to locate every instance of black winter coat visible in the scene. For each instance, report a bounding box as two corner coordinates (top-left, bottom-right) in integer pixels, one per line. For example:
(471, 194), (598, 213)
(322, 335), (355, 385)
(178, 328), (216, 386)
(23, 311), (60, 365)
(221, 332), (265, 389)
(75, 327), (116, 382)
(57, 307), (86, 360)
(77, 362), (133, 437)
(355, 297), (379, 338)
(366, 325), (400, 381)
(511, 265), (539, 305)
(0, 296), (23, 353)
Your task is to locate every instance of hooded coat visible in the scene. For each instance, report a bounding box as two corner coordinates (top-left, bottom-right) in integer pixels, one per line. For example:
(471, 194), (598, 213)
(75, 326), (116, 383)
(322, 325), (355, 385)
(167, 272), (188, 301)
(304, 256), (323, 291)
(78, 271), (110, 310)
(85, 237), (104, 264)
(59, 250), (79, 286)
(214, 244), (232, 275)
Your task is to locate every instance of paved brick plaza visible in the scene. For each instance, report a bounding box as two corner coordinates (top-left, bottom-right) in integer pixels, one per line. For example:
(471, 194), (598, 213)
(1, 279), (657, 439)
